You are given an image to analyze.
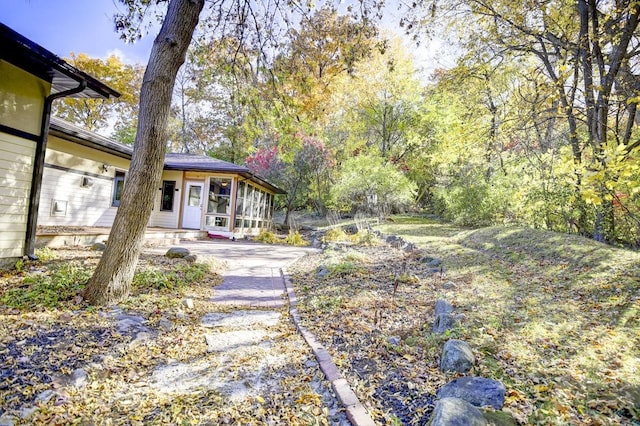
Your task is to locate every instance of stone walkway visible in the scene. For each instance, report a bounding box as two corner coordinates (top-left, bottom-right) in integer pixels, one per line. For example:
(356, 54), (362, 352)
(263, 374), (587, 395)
(148, 239), (378, 425)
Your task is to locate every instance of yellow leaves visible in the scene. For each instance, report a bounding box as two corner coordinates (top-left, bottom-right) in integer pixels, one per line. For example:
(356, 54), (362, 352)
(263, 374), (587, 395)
(295, 393), (322, 405)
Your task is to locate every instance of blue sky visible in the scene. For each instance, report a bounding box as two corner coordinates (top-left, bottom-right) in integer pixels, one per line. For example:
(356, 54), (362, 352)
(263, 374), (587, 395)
(0, 0), (154, 64)
(0, 0), (454, 75)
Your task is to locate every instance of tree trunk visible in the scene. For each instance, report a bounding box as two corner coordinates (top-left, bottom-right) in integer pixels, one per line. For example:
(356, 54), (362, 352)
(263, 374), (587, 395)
(83, 0), (205, 305)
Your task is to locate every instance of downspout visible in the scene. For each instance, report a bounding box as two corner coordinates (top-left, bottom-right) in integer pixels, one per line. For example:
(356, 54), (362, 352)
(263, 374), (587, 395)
(24, 80), (87, 259)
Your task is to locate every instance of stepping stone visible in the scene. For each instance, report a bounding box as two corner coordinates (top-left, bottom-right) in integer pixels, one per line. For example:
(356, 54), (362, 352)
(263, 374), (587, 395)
(204, 330), (267, 352)
(201, 311), (281, 328)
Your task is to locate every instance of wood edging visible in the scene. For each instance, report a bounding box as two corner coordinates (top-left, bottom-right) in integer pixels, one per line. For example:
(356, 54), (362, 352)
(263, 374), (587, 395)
(280, 267), (377, 426)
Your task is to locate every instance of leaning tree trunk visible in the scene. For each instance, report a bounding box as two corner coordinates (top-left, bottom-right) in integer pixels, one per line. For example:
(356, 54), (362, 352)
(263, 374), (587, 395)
(83, 0), (205, 305)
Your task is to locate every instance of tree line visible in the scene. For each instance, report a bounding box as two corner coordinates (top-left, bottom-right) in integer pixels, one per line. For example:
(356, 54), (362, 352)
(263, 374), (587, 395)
(54, 0), (638, 304)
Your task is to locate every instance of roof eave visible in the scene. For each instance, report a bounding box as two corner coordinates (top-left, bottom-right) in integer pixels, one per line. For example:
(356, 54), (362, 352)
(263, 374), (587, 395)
(0, 23), (121, 100)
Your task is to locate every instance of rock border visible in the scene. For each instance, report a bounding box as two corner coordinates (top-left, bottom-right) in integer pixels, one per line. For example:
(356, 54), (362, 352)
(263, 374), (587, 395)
(281, 268), (376, 426)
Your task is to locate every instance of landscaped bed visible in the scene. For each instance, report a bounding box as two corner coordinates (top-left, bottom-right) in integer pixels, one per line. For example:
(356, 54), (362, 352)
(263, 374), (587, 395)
(289, 216), (640, 425)
(0, 248), (346, 425)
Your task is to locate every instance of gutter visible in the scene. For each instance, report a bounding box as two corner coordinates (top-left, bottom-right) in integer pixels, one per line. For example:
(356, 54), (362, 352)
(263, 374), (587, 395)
(24, 80), (87, 259)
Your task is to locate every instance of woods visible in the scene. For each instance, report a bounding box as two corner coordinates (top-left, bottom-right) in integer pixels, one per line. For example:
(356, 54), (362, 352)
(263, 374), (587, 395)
(72, 0), (640, 303)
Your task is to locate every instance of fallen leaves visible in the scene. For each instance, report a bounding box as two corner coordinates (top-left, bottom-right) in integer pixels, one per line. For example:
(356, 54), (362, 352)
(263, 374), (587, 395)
(291, 219), (640, 425)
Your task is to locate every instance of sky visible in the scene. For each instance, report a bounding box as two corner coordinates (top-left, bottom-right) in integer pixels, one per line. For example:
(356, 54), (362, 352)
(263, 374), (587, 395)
(0, 0), (154, 64)
(0, 0), (455, 75)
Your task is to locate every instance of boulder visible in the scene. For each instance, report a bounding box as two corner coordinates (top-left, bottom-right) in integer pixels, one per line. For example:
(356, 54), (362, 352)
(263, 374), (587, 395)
(184, 254), (198, 263)
(433, 313), (458, 334)
(442, 281), (458, 289)
(482, 410), (517, 426)
(165, 247), (190, 258)
(421, 256), (442, 267)
(437, 377), (506, 410)
(91, 242), (106, 251)
(440, 339), (475, 373)
(316, 266), (330, 279)
(429, 397), (487, 426)
(435, 299), (454, 315)
(183, 298), (194, 310)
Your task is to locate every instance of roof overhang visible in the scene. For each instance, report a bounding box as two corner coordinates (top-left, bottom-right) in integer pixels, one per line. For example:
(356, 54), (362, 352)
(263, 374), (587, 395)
(49, 117), (133, 159)
(0, 23), (121, 99)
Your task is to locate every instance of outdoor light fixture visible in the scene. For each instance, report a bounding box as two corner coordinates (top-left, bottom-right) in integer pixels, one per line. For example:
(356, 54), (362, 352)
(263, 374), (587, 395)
(102, 163), (110, 172)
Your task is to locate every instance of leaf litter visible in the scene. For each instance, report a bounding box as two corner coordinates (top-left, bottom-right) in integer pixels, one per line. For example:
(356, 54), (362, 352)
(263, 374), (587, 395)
(0, 248), (348, 425)
(289, 218), (640, 425)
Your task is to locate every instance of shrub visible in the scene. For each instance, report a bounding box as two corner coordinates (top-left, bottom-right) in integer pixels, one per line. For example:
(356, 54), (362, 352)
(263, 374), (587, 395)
(1, 262), (90, 309)
(284, 231), (309, 246)
(132, 263), (210, 291)
(255, 230), (281, 244)
(35, 247), (57, 261)
(353, 230), (379, 246)
(323, 228), (350, 242)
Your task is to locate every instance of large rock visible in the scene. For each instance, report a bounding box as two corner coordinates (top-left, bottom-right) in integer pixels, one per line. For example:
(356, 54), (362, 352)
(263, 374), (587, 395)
(433, 313), (458, 334)
(440, 339), (475, 373)
(437, 377), (506, 410)
(165, 247), (190, 258)
(435, 299), (454, 315)
(429, 397), (487, 426)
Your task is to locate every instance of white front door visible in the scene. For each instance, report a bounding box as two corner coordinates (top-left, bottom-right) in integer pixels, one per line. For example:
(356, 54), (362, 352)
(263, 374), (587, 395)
(182, 181), (204, 229)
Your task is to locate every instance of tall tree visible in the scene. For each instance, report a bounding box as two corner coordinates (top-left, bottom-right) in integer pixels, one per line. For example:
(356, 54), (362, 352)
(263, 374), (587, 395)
(54, 53), (143, 133)
(83, 0), (205, 304)
(84, 0), (384, 304)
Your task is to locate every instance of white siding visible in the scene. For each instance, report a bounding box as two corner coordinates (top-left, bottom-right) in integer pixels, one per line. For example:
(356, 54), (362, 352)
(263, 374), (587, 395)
(149, 170), (183, 228)
(38, 136), (131, 227)
(38, 167), (117, 227)
(0, 132), (34, 260)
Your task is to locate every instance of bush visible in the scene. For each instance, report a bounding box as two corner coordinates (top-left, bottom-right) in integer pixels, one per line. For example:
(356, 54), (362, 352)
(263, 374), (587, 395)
(284, 231), (309, 246)
(132, 263), (210, 291)
(35, 247), (57, 261)
(353, 230), (380, 246)
(255, 230), (281, 244)
(323, 228), (350, 242)
(1, 262), (91, 309)
(331, 154), (417, 215)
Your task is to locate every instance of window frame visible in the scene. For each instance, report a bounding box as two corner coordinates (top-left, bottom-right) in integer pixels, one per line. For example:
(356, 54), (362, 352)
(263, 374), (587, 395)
(160, 180), (176, 212)
(112, 170), (126, 207)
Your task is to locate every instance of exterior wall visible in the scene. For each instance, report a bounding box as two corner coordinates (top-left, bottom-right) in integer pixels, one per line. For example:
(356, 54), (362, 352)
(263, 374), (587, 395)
(0, 132), (35, 263)
(149, 170), (183, 228)
(182, 171), (276, 237)
(0, 60), (49, 136)
(0, 63), (50, 266)
(38, 135), (130, 227)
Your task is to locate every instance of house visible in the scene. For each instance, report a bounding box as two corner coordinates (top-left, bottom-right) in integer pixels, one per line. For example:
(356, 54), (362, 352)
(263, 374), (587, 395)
(0, 24), (283, 268)
(41, 118), (283, 238)
(0, 23), (120, 267)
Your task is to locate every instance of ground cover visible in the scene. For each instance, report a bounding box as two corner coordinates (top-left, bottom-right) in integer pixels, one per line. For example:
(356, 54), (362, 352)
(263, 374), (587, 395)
(289, 216), (640, 425)
(0, 248), (344, 425)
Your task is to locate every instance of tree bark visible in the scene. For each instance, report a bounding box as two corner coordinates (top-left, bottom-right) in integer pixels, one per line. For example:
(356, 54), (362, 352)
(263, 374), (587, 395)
(83, 0), (205, 305)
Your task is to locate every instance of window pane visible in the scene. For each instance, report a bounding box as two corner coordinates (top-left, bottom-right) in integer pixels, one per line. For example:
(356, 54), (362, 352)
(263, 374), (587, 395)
(112, 171), (125, 207)
(208, 178), (232, 215)
(205, 216), (228, 227)
(161, 181), (176, 211)
(236, 181), (245, 216)
(188, 185), (201, 207)
(244, 186), (253, 217)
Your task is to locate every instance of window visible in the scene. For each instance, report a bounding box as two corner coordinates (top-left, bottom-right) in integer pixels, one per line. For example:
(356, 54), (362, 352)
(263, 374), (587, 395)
(161, 180), (176, 211)
(236, 181), (245, 216)
(207, 178), (232, 215)
(112, 171), (125, 207)
(188, 185), (201, 207)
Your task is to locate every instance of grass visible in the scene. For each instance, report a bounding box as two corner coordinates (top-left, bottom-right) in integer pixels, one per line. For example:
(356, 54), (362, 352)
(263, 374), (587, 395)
(378, 215), (640, 424)
(288, 214), (639, 424)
